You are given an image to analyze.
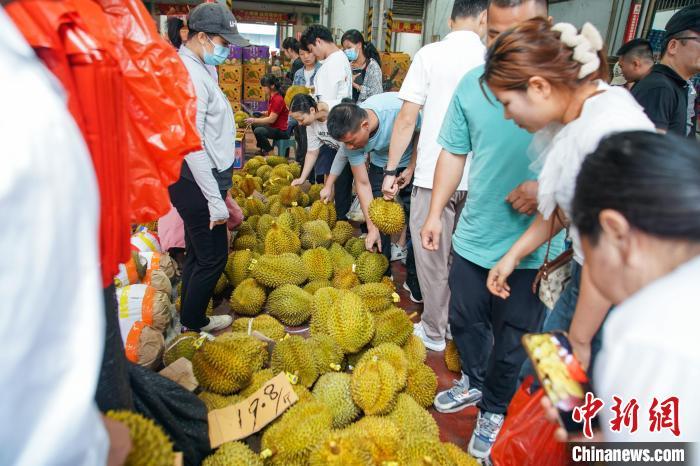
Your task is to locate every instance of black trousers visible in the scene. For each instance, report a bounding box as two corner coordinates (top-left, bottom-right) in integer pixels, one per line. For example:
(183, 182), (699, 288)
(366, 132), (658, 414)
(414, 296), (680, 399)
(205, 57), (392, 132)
(252, 124), (288, 153)
(169, 177), (228, 329)
(334, 161), (353, 221)
(367, 163), (418, 286)
(449, 254), (545, 414)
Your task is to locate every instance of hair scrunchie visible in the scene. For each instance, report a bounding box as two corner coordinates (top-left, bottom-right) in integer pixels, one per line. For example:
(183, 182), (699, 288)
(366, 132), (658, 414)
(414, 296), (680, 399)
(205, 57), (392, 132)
(551, 22), (604, 79)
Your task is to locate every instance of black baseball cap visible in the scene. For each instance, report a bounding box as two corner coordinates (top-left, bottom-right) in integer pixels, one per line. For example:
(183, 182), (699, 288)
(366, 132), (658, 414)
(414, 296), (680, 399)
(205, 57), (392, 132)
(665, 5), (700, 37)
(188, 3), (249, 46)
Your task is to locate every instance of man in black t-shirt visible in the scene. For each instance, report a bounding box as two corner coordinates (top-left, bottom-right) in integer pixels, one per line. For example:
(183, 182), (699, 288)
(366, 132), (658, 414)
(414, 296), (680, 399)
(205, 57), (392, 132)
(632, 5), (699, 137)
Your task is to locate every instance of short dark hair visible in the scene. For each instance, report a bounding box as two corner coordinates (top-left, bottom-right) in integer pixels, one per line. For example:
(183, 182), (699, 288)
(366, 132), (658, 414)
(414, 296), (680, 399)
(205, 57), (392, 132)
(573, 131), (700, 245)
(452, 0), (488, 20)
(167, 17), (185, 49)
(488, 0), (548, 10)
(300, 24), (334, 51)
(616, 38), (653, 61)
(290, 94), (318, 113)
(327, 103), (368, 140)
(282, 37), (300, 53)
(260, 74), (281, 91)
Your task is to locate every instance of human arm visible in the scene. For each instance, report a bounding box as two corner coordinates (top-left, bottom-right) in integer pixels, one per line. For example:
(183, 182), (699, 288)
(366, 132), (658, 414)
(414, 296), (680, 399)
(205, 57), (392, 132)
(292, 148), (320, 186)
(487, 212), (565, 298)
(351, 163), (382, 252)
(396, 130), (419, 190)
(506, 180), (539, 215)
(383, 100), (421, 198)
(246, 94), (285, 125)
(358, 60), (384, 102)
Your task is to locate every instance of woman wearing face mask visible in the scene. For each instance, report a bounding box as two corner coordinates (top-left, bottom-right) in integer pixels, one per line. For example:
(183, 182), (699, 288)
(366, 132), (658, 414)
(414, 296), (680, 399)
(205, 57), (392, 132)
(341, 30), (383, 103)
(170, 3), (249, 333)
(245, 74), (290, 155)
(482, 18), (655, 372)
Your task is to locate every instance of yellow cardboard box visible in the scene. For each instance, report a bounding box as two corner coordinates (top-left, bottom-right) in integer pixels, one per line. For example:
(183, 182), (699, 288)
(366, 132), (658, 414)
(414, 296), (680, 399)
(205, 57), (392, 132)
(219, 64), (242, 85)
(381, 52), (411, 91)
(243, 63), (267, 84)
(243, 83), (265, 101)
(220, 83), (241, 102)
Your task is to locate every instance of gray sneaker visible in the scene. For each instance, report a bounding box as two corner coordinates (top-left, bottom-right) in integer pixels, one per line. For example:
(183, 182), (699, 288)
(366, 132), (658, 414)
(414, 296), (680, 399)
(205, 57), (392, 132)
(468, 410), (505, 459)
(433, 374), (482, 413)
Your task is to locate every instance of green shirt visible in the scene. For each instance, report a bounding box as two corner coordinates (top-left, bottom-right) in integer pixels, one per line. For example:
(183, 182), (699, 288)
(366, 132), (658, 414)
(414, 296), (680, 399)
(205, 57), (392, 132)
(438, 65), (563, 269)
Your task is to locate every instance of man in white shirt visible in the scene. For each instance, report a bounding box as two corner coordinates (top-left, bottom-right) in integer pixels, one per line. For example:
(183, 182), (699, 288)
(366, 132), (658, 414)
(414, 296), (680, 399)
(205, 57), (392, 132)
(300, 24), (353, 109)
(382, 0), (488, 351)
(0, 10), (112, 465)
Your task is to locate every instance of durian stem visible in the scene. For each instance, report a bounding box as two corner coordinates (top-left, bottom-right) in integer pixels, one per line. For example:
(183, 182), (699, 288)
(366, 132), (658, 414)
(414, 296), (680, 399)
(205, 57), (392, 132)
(408, 312), (419, 321)
(329, 441), (340, 455)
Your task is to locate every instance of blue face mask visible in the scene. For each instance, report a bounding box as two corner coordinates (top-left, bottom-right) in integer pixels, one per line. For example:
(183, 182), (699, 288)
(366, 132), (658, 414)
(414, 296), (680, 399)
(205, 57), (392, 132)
(203, 37), (229, 66)
(344, 47), (358, 61)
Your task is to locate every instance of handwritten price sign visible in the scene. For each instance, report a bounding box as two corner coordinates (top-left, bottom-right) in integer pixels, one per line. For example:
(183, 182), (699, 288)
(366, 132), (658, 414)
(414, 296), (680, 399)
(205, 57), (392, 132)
(208, 372), (298, 448)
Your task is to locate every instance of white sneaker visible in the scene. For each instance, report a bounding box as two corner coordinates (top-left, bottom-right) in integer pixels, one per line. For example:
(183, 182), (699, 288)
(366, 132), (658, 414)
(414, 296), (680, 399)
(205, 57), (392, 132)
(390, 243), (407, 262)
(200, 314), (233, 332)
(413, 321), (446, 352)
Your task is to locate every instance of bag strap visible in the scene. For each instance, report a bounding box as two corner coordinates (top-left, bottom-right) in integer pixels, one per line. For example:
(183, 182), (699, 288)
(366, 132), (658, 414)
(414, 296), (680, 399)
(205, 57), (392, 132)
(542, 213), (557, 265)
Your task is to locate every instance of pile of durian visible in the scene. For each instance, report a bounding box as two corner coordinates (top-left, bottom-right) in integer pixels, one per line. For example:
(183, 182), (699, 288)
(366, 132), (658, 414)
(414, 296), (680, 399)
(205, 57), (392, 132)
(163, 155), (478, 466)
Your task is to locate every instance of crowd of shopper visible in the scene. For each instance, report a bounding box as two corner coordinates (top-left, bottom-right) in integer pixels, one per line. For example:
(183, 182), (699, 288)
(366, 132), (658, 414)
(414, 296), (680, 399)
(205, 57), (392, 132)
(3, 0), (699, 463)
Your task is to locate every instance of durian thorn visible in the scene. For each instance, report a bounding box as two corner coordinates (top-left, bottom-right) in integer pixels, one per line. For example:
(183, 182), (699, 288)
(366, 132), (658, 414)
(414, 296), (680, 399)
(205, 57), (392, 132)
(329, 441), (341, 455)
(423, 457), (434, 465)
(408, 312), (419, 321)
(371, 355), (379, 362)
(260, 448), (275, 459)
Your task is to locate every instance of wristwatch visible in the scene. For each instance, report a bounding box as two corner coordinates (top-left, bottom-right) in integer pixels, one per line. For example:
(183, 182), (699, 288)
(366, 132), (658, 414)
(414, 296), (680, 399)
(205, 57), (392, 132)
(383, 167), (398, 176)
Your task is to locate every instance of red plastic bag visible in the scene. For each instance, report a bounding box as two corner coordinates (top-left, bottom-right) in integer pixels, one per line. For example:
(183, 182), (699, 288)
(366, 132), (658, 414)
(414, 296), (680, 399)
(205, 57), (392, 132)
(491, 377), (568, 466)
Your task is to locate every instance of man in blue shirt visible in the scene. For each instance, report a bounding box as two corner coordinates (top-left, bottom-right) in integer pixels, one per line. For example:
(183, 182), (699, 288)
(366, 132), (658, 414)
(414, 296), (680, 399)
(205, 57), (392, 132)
(325, 93), (421, 288)
(420, 0), (557, 459)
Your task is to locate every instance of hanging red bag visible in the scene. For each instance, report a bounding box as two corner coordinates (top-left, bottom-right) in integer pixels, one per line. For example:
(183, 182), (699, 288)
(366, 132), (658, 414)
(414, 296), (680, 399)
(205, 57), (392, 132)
(491, 376), (569, 466)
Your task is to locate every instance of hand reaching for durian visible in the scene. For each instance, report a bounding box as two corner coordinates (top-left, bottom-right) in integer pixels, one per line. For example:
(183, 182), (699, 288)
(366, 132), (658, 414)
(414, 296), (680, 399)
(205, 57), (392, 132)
(291, 177), (305, 187)
(319, 184), (334, 203)
(365, 226), (382, 253)
(396, 166), (414, 189)
(381, 175), (398, 200)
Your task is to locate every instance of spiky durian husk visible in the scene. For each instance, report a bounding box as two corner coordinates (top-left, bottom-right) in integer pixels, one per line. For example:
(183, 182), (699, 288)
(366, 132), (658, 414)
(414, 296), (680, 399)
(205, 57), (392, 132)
(350, 355), (400, 416)
(356, 251), (389, 284)
(312, 372), (360, 428)
(360, 343), (409, 388)
(251, 253), (307, 288)
(231, 315), (286, 341)
(308, 200), (337, 229)
(270, 335), (319, 388)
(105, 410), (175, 466)
(191, 340), (252, 395)
(202, 441), (263, 466)
(229, 278), (267, 316)
(368, 198), (405, 235)
(266, 284), (313, 326)
(404, 363), (438, 409)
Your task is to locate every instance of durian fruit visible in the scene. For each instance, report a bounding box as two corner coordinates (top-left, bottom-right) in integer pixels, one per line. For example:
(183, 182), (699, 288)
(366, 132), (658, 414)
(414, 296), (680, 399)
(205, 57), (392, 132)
(225, 249), (259, 287)
(243, 197), (266, 216)
(371, 307), (414, 347)
(260, 401), (333, 466)
(308, 200), (337, 228)
(381, 275), (396, 292)
(310, 287), (343, 336)
(288, 162), (302, 179)
(308, 432), (374, 466)
(231, 314), (286, 341)
(266, 155), (288, 167)
(328, 242), (355, 272)
(279, 185), (302, 207)
(345, 237), (366, 258)
(268, 201), (285, 216)
(288, 205), (309, 225)
(445, 340), (462, 373)
(216, 332), (269, 372)
(237, 221), (256, 237)
(346, 416), (401, 464)
(162, 331), (199, 367)
(301, 220), (334, 249)
(308, 183), (323, 203)
(206, 299), (215, 317)
(255, 214), (275, 240)
(256, 164), (273, 181)
(368, 198), (405, 235)
(356, 251), (389, 283)
(386, 393), (440, 439)
(299, 192), (310, 207)
(243, 159), (264, 175)
(198, 391), (245, 411)
(233, 234), (258, 251)
(246, 214), (261, 230)
(270, 164), (293, 181)
(213, 273), (229, 296)
(264, 223), (301, 255)
(331, 220), (354, 246)
(276, 210), (301, 235)
(397, 435), (453, 466)
(325, 291), (375, 353)
(192, 340), (252, 394)
(404, 363), (438, 409)
(202, 441), (263, 466)
(307, 334), (345, 375)
(312, 372), (361, 428)
(267, 284), (313, 326)
(304, 279), (333, 295)
(361, 343), (409, 388)
(351, 355), (401, 415)
(105, 410), (175, 466)
(402, 334), (428, 365)
(302, 247), (333, 281)
(353, 283), (396, 313)
(239, 175), (262, 197)
(239, 368), (275, 397)
(270, 335), (318, 387)
(346, 346), (369, 370)
(229, 278), (266, 316)
(251, 253), (307, 288)
(284, 84), (310, 107)
(292, 383), (315, 403)
(443, 442), (480, 466)
(332, 266), (361, 290)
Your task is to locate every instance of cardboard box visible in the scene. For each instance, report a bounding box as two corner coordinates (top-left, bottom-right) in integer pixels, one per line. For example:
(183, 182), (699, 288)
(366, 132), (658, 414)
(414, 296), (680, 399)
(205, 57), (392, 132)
(219, 65), (242, 85)
(243, 100), (269, 113)
(229, 100), (242, 113)
(381, 52), (411, 91)
(242, 45), (269, 63)
(220, 83), (242, 102)
(227, 45), (243, 62)
(243, 83), (265, 101)
(243, 63), (267, 84)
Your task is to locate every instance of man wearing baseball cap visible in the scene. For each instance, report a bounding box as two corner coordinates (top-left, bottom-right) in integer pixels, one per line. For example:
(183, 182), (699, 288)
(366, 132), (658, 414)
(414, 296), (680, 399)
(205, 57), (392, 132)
(632, 5), (699, 137)
(169, 3), (248, 333)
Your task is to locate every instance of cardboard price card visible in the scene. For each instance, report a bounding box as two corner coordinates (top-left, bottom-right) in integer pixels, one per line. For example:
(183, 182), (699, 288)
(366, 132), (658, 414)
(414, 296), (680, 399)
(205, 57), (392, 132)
(208, 372), (298, 448)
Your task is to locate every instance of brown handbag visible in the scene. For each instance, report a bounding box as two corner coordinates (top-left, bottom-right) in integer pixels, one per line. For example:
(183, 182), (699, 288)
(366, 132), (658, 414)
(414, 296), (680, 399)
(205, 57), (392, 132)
(532, 212), (573, 309)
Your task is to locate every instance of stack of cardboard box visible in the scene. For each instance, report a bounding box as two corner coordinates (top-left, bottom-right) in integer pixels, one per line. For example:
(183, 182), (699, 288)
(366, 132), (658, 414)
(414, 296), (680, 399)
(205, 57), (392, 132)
(219, 46), (243, 112)
(380, 52), (411, 91)
(242, 45), (269, 113)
